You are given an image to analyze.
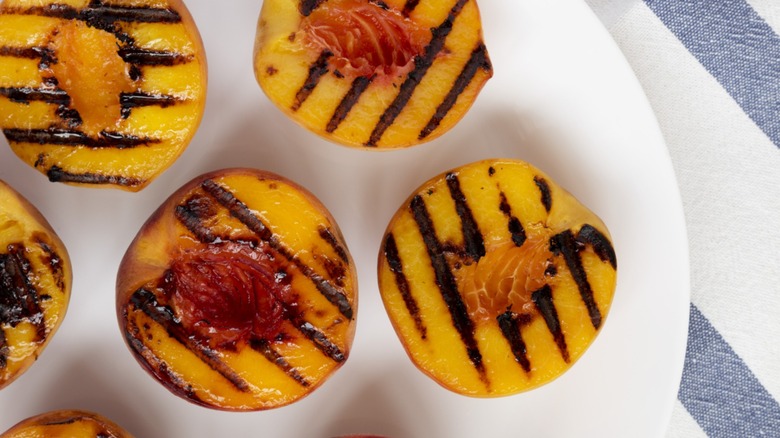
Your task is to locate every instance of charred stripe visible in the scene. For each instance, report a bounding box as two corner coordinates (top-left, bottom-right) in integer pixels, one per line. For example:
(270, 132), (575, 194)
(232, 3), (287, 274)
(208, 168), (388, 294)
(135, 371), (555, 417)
(0, 329), (8, 369)
(174, 204), (219, 244)
(0, 87), (70, 105)
(402, 0), (421, 16)
(550, 230), (602, 329)
(384, 233), (427, 339)
(0, 46), (53, 60)
(118, 47), (193, 66)
(497, 309), (532, 373)
(326, 75), (373, 133)
(47, 166), (143, 188)
(292, 50), (332, 112)
(299, 0), (327, 16)
(318, 226), (350, 264)
(419, 43), (491, 140)
(498, 191), (527, 247)
(129, 288), (252, 393)
(366, 0), (469, 146)
(15, 2), (181, 23)
(124, 318), (201, 403)
(121, 91), (182, 118)
(531, 284), (570, 363)
(534, 176), (553, 213)
(291, 315), (346, 363)
(250, 339), (311, 387)
(410, 194), (486, 377)
(446, 173), (485, 261)
(3, 128), (158, 148)
(33, 235), (66, 292)
(201, 179), (354, 320)
(0, 244), (46, 340)
(577, 224), (617, 269)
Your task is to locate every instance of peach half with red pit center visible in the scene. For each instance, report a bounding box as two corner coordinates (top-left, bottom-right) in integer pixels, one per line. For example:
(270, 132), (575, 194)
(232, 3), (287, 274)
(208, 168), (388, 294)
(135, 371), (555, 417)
(116, 168), (357, 411)
(254, 0), (493, 149)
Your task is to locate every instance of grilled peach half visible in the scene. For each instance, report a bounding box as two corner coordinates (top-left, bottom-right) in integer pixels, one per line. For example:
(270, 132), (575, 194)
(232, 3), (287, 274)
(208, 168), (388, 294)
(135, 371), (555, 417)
(378, 159), (617, 396)
(254, 0), (492, 149)
(0, 179), (71, 390)
(1, 409), (133, 438)
(0, 0), (207, 191)
(117, 168), (357, 410)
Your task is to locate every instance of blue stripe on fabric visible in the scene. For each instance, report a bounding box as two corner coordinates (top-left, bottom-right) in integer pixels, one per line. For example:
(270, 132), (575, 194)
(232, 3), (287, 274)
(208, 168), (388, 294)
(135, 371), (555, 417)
(644, 0), (780, 148)
(679, 304), (780, 436)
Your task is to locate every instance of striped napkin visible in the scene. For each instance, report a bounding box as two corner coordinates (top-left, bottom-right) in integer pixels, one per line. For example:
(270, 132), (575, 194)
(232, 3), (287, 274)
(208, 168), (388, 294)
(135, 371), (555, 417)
(584, 0), (780, 436)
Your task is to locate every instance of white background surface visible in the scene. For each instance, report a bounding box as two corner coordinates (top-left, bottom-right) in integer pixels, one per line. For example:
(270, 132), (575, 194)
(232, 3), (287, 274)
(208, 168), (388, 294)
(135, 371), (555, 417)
(0, 1), (689, 436)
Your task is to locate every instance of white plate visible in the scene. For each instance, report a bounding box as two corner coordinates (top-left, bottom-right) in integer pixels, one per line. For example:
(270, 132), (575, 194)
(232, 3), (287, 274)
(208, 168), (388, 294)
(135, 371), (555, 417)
(0, 0), (690, 436)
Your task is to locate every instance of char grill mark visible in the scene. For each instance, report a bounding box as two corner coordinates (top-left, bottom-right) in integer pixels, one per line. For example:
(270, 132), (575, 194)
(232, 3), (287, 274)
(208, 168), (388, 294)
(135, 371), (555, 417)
(384, 233), (427, 339)
(498, 191), (527, 247)
(3, 128), (159, 148)
(326, 75), (373, 133)
(129, 288), (252, 393)
(34, 236), (65, 291)
(299, 0), (328, 16)
(120, 91), (182, 118)
(446, 173), (485, 261)
(419, 43), (491, 140)
(118, 47), (193, 66)
(292, 50), (333, 112)
(550, 230), (602, 329)
(402, 0), (420, 16)
(47, 166), (143, 188)
(534, 176), (553, 213)
(409, 194), (486, 378)
(577, 224), (617, 269)
(0, 46), (53, 60)
(17, 2), (181, 24)
(531, 284), (570, 363)
(318, 226), (350, 264)
(0, 329), (7, 369)
(290, 315), (346, 363)
(200, 179), (354, 320)
(0, 87), (70, 105)
(250, 339), (311, 387)
(366, 0), (469, 146)
(0, 244), (46, 341)
(174, 202), (219, 244)
(497, 310), (532, 373)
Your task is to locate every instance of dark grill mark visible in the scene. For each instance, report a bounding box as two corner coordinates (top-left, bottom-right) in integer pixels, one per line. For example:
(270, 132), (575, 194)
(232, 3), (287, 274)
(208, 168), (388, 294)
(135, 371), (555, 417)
(120, 91), (181, 118)
(366, 0), (468, 146)
(577, 224), (617, 269)
(33, 235), (65, 292)
(550, 230), (602, 329)
(499, 191), (527, 247)
(292, 50), (332, 112)
(0, 46), (53, 60)
(291, 315), (346, 363)
(18, 2), (181, 24)
(3, 128), (159, 148)
(200, 179), (354, 320)
(318, 226), (350, 264)
(47, 166), (144, 188)
(299, 0), (328, 16)
(446, 173), (485, 261)
(326, 75), (373, 133)
(497, 309), (531, 372)
(129, 288), (252, 392)
(410, 195), (485, 378)
(531, 284), (570, 363)
(118, 47), (193, 66)
(419, 43), (491, 140)
(0, 244), (46, 340)
(384, 234), (427, 339)
(250, 339), (311, 387)
(402, 0), (420, 16)
(174, 202), (219, 244)
(0, 87), (70, 105)
(0, 329), (8, 369)
(534, 176), (552, 212)
(124, 318), (201, 403)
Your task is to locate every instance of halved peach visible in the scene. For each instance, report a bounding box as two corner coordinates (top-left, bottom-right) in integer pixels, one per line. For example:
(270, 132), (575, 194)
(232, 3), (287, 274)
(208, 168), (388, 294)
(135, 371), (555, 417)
(116, 168), (357, 410)
(1, 409), (133, 437)
(378, 159), (617, 396)
(254, 0), (492, 149)
(0, 0), (207, 191)
(0, 179), (71, 390)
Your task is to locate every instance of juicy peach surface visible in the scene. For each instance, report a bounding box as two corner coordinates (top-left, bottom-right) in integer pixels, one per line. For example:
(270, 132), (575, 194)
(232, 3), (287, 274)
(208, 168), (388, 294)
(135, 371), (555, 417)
(254, 0), (492, 149)
(378, 159), (617, 396)
(0, 0), (207, 191)
(1, 409), (133, 437)
(0, 179), (71, 390)
(117, 168), (357, 410)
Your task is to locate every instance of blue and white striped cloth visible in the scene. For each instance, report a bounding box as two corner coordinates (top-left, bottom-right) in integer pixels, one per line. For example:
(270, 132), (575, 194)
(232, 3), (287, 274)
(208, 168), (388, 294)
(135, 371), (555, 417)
(584, 1), (780, 436)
